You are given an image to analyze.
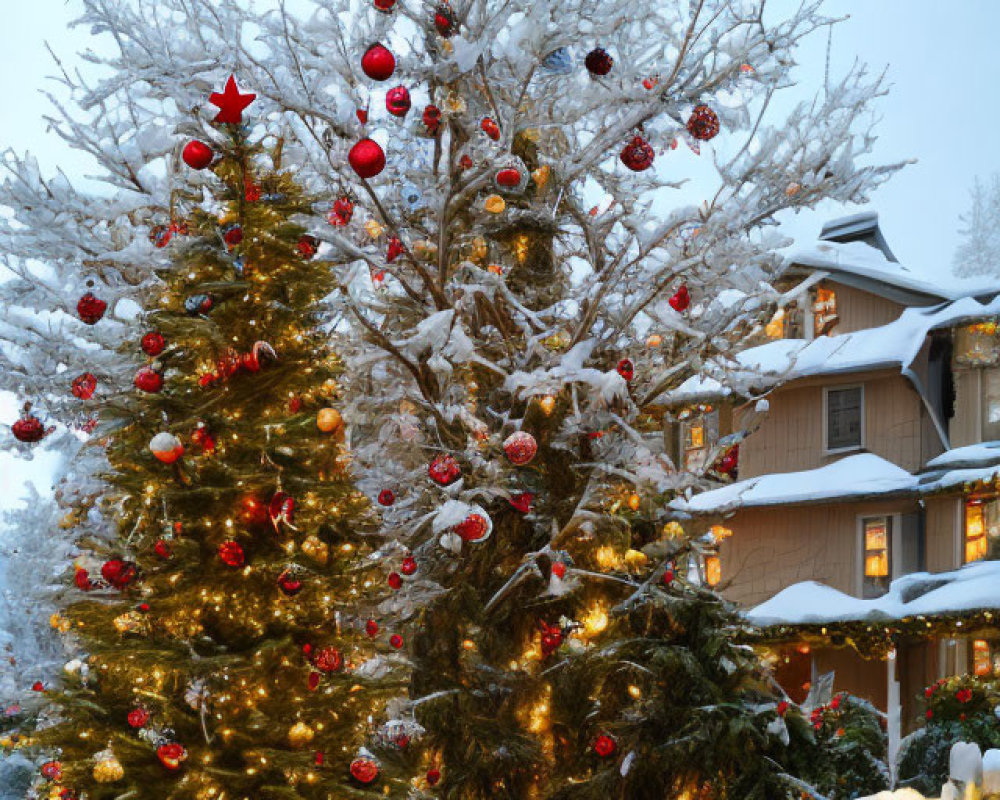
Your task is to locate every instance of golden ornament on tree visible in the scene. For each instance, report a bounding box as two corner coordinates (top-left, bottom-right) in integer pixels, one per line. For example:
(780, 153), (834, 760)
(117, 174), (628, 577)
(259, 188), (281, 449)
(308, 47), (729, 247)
(93, 751), (124, 783)
(316, 407), (343, 433)
(288, 721), (316, 748)
(301, 534), (329, 565)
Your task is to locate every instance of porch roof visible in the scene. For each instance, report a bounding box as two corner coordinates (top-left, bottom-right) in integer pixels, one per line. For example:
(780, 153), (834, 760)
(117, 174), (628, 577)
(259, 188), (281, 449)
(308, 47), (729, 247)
(747, 560), (1000, 628)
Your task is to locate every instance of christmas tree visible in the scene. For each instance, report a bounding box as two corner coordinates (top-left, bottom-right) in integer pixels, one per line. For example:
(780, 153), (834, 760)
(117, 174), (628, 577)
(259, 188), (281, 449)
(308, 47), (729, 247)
(0, 0), (905, 797)
(14, 86), (409, 798)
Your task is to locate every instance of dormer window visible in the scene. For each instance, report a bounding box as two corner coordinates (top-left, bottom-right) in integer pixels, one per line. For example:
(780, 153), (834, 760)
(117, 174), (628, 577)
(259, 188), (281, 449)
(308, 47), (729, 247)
(812, 287), (839, 337)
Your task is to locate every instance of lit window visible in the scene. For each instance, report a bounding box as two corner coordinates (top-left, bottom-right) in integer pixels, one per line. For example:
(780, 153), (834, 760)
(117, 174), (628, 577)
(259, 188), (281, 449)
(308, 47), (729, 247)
(956, 321), (1000, 366)
(862, 516), (891, 598)
(812, 287), (839, 336)
(825, 386), (863, 452)
(765, 308), (786, 339)
(974, 640), (992, 677)
(964, 497), (998, 563)
(704, 554), (721, 587)
(680, 409), (719, 472)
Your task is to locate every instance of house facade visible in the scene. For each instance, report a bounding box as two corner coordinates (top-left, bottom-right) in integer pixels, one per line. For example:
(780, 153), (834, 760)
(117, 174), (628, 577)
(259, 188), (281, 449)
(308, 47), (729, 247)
(664, 212), (1000, 763)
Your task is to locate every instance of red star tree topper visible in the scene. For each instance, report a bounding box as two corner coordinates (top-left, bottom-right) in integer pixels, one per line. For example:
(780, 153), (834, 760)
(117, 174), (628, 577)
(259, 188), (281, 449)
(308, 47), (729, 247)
(209, 75), (256, 124)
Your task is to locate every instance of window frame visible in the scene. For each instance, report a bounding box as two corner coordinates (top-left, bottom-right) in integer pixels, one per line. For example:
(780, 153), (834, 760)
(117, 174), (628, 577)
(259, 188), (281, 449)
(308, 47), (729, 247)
(857, 513), (896, 599)
(823, 384), (865, 455)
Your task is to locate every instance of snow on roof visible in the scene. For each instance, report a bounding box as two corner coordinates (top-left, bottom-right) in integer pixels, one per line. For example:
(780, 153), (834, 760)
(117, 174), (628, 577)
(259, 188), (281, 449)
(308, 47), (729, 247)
(785, 240), (953, 302)
(672, 449), (1000, 515)
(925, 441), (1000, 470)
(660, 294), (1000, 406)
(747, 560), (1000, 627)
(671, 453), (916, 514)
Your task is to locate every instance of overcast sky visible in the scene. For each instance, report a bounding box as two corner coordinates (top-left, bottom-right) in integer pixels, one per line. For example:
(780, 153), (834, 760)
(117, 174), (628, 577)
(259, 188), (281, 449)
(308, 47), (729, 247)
(2, 1), (999, 280)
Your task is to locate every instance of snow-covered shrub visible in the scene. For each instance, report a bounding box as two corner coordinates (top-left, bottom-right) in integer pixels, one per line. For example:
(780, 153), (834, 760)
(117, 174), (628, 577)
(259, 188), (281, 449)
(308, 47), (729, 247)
(898, 675), (1000, 795)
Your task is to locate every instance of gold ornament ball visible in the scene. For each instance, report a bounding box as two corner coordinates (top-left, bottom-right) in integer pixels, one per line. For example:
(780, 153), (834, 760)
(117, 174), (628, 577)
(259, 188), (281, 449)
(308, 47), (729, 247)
(316, 408), (343, 434)
(288, 721), (315, 748)
(301, 535), (330, 565)
(484, 194), (506, 214)
(93, 754), (125, 783)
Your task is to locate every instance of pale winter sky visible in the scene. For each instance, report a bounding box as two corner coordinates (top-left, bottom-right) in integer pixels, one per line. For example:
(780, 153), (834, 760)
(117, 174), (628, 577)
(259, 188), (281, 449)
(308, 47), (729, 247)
(0, 0), (998, 502)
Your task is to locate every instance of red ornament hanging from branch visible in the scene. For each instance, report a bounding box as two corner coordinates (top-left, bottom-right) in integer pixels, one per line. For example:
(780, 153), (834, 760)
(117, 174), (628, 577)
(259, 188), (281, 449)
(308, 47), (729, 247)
(361, 44), (396, 82)
(686, 104), (720, 141)
(349, 138), (386, 179)
(620, 135), (655, 172)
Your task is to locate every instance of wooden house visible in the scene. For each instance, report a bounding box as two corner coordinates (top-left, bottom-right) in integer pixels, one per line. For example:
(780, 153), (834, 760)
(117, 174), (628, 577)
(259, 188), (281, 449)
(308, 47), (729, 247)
(663, 212), (1000, 766)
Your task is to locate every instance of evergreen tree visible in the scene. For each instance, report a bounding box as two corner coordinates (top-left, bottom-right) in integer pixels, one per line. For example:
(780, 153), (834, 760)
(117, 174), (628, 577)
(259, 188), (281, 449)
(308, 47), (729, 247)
(26, 100), (402, 799)
(953, 173), (1000, 279)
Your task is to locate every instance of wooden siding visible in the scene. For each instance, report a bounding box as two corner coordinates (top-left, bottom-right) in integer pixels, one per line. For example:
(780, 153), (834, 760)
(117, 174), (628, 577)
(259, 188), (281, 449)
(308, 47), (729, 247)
(717, 499), (918, 607)
(738, 371), (943, 479)
(812, 647), (888, 711)
(825, 281), (905, 334)
(924, 494), (961, 573)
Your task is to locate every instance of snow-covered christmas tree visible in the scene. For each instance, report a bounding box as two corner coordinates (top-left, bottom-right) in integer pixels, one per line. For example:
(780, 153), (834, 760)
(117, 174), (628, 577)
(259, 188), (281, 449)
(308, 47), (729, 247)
(0, 0), (906, 796)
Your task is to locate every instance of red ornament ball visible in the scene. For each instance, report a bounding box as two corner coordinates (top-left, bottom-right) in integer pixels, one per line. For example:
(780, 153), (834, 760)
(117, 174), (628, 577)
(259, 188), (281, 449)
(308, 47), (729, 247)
(480, 117), (501, 141)
(454, 513), (490, 543)
(127, 708), (150, 728)
(11, 409), (47, 443)
(365, 619), (379, 636)
(40, 761), (62, 781)
(620, 135), (655, 172)
(426, 768), (441, 786)
(593, 734), (617, 758)
(388, 571), (403, 590)
(349, 756), (380, 785)
(182, 140), (214, 170)
(616, 359), (635, 382)
(584, 47), (614, 76)
(313, 646), (343, 673)
(389, 633), (403, 649)
(434, 4), (456, 37)
(495, 167), (522, 189)
(428, 453), (461, 486)
(278, 569), (303, 596)
(385, 85), (411, 117)
(141, 331), (166, 356)
(400, 556), (417, 576)
(348, 138), (386, 179)
(101, 558), (137, 590)
(361, 43), (396, 81)
(422, 105), (442, 134)
(156, 742), (187, 772)
(76, 292), (107, 325)
(378, 489), (396, 506)
(74, 568), (93, 591)
(218, 540), (245, 568)
(223, 225), (243, 247)
(503, 431), (538, 466)
(298, 235), (319, 258)
(509, 491), (534, 514)
(134, 367), (164, 393)
(154, 539), (172, 560)
(669, 285), (690, 312)
(373, 0), (396, 10)
(150, 431), (184, 464)
(71, 373), (97, 400)
(31, 681), (44, 692)
(328, 196), (355, 226)
(687, 104), (720, 141)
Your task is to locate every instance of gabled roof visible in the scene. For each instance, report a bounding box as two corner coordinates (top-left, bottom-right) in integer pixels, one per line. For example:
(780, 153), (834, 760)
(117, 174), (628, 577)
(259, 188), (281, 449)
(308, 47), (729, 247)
(747, 560), (1000, 627)
(660, 294), (1000, 406)
(782, 211), (956, 305)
